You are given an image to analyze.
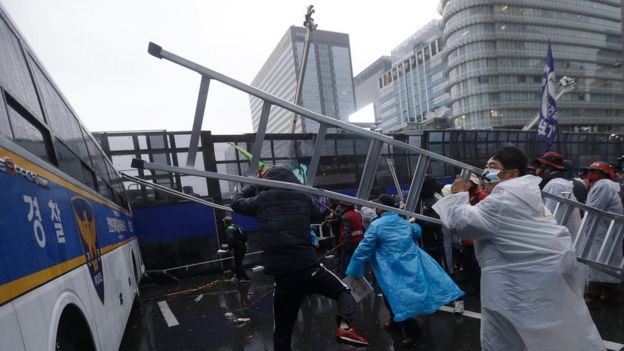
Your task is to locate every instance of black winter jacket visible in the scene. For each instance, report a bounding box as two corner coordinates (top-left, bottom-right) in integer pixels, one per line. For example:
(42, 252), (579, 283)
(231, 166), (321, 275)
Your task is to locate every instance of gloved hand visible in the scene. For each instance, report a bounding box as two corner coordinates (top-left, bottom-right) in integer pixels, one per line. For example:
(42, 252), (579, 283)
(240, 185), (257, 197)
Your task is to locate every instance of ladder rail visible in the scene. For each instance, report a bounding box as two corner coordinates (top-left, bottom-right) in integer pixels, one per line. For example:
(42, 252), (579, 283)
(542, 192), (624, 223)
(132, 158), (443, 225)
(121, 172), (232, 211)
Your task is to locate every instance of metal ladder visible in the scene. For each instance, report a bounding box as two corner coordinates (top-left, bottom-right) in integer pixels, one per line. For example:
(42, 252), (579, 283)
(546, 192), (624, 279)
(133, 42), (624, 280)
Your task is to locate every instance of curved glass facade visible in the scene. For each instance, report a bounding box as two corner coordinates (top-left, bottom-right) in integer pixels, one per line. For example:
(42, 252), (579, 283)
(439, 0), (624, 131)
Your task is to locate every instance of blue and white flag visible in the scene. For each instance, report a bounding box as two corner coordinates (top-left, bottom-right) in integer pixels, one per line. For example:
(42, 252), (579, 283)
(538, 44), (558, 150)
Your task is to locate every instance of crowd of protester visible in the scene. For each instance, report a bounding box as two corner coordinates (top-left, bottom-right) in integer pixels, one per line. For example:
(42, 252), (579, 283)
(228, 147), (624, 351)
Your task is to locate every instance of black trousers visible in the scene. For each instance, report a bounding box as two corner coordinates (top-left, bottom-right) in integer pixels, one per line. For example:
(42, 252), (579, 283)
(338, 243), (356, 275)
(233, 244), (249, 280)
(383, 295), (419, 337)
(462, 245), (480, 294)
(273, 264), (355, 351)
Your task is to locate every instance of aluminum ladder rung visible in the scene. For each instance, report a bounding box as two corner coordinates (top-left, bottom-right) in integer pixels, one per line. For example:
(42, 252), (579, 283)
(305, 124), (327, 186)
(572, 210), (591, 249)
(356, 140), (383, 201)
(595, 220), (616, 262)
(404, 155), (430, 213)
(187, 75), (210, 168)
(249, 101), (271, 176)
(602, 224), (623, 265)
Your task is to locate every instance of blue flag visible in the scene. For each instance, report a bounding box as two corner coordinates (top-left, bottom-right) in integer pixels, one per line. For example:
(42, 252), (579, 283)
(537, 44), (558, 150)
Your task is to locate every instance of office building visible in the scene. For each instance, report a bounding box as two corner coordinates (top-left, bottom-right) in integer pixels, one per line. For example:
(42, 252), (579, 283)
(250, 26), (356, 133)
(353, 56), (392, 120)
(354, 20), (450, 133)
(439, 0), (624, 131)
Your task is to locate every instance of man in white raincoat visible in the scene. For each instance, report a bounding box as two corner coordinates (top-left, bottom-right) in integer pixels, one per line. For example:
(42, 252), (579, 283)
(535, 151), (583, 238)
(534, 151), (586, 296)
(583, 161), (623, 304)
(432, 146), (604, 351)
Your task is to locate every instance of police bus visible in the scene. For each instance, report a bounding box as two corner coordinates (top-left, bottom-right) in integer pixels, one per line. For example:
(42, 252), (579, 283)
(0, 5), (143, 351)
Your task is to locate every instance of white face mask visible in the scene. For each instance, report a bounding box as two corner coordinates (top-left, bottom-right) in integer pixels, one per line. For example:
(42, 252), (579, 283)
(482, 168), (502, 183)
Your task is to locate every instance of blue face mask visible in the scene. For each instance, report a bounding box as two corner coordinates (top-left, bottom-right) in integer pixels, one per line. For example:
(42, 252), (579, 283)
(482, 168), (502, 183)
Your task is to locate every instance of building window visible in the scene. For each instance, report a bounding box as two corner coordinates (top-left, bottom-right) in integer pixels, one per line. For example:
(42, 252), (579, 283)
(490, 109), (501, 118)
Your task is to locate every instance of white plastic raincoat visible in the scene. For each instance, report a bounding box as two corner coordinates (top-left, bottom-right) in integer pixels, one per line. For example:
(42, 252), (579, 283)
(433, 175), (604, 351)
(585, 178), (624, 284)
(543, 178), (582, 240)
(542, 178), (586, 295)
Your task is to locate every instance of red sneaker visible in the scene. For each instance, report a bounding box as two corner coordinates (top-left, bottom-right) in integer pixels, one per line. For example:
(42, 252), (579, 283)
(336, 327), (369, 347)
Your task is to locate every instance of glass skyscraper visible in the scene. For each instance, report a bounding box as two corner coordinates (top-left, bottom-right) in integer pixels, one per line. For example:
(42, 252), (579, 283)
(250, 26), (356, 133)
(439, 0), (624, 131)
(355, 20), (450, 133)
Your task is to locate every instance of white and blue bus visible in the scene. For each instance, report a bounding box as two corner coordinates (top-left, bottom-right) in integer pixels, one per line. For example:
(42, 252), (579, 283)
(0, 5), (143, 351)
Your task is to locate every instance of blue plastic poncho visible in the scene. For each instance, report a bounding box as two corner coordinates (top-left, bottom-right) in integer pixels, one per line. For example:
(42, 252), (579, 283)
(345, 212), (463, 322)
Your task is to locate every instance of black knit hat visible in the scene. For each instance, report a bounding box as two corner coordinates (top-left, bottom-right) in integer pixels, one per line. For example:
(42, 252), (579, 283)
(375, 194), (396, 208)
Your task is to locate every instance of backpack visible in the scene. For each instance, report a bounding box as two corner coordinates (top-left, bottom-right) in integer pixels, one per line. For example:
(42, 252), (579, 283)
(571, 179), (588, 204)
(233, 225), (247, 245)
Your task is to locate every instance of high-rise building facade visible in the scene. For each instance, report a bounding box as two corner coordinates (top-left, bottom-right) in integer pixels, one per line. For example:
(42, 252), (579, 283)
(250, 27), (356, 133)
(439, 0), (624, 131)
(354, 20), (450, 133)
(354, 56), (392, 112)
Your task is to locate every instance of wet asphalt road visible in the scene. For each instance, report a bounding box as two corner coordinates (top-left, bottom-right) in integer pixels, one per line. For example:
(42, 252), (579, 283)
(119, 257), (624, 351)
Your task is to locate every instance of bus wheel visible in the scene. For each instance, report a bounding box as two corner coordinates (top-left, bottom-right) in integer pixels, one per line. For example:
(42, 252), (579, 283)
(55, 305), (96, 351)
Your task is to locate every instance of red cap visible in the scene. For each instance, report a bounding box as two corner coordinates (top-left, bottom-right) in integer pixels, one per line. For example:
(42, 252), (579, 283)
(587, 161), (611, 177)
(537, 151), (565, 170)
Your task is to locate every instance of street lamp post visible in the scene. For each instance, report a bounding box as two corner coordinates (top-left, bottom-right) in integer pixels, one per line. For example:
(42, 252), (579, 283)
(290, 5), (317, 134)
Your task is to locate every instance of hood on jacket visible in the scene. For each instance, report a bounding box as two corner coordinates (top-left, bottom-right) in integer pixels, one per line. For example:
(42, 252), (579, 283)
(421, 175), (442, 198)
(496, 175), (544, 213)
(261, 165), (301, 184)
(594, 178), (621, 192)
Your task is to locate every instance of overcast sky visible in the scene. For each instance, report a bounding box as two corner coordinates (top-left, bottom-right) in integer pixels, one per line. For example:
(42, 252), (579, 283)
(1, 0), (440, 134)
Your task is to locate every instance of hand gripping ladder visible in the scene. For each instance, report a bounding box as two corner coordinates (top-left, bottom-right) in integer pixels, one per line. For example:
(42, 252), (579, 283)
(132, 43), (623, 280)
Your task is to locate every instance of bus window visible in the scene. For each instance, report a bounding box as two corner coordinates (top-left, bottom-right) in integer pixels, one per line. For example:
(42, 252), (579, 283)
(55, 138), (96, 189)
(29, 61), (91, 165)
(83, 128), (112, 184)
(5, 100), (52, 163)
(0, 94), (13, 140)
(0, 18), (44, 121)
(96, 175), (115, 201)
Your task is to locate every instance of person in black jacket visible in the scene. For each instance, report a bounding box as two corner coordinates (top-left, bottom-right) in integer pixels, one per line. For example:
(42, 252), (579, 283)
(231, 165), (368, 351)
